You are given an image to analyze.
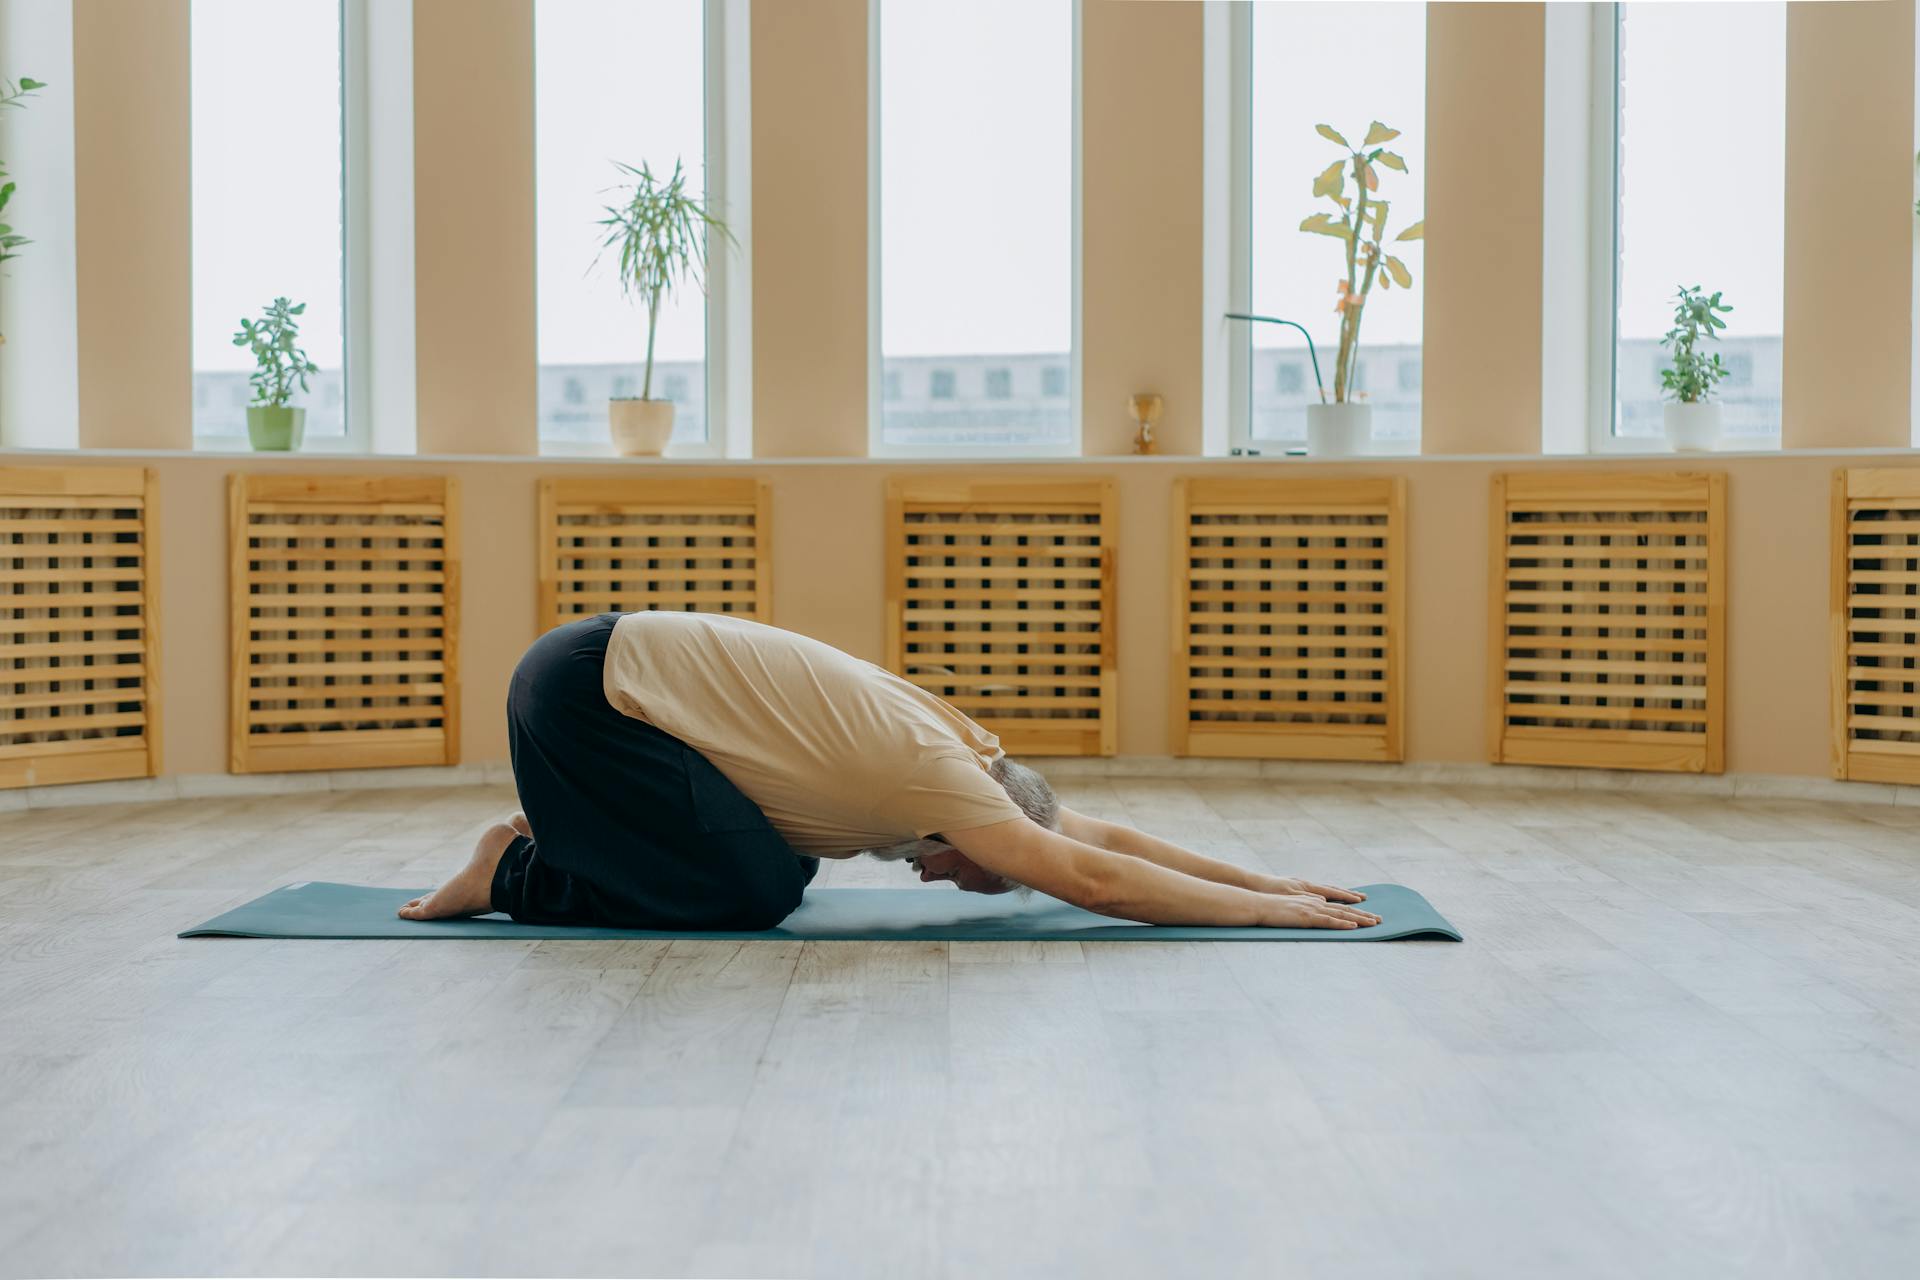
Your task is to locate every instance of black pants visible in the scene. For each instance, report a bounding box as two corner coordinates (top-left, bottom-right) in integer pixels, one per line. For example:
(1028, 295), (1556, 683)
(490, 614), (818, 930)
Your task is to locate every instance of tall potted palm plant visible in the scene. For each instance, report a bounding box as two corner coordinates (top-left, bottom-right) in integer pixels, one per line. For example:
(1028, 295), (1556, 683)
(594, 159), (734, 456)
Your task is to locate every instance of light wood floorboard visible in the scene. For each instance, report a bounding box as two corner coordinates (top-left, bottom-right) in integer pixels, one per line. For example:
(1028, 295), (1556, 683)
(3, 777), (1919, 1278)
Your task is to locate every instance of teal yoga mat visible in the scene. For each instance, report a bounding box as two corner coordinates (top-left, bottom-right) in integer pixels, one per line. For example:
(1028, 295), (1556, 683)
(180, 881), (1460, 942)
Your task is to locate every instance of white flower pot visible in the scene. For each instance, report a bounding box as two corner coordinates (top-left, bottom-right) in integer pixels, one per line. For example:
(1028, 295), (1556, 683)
(1662, 401), (1721, 453)
(1305, 402), (1372, 458)
(608, 399), (676, 456)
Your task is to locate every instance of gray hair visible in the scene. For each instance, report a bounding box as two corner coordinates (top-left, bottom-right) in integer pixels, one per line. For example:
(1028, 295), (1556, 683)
(865, 756), (1059, 887)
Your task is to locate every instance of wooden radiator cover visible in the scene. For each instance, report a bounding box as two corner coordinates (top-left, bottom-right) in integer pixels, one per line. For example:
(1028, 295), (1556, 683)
(1830, 467), (1920, 784)
(887, 477), (1115, 756)
(538, 477), (769, 632)
(1173, 477), (1404, 762)
(229, 475), (460, 774)
(1, 466), (163, 789)
(1490, 472), (1725, 774)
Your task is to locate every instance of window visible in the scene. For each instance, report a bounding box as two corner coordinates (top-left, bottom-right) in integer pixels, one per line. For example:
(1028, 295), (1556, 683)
(536, 0), (745, 455)
(1603, 2), (1784, 445)
(884, 370), (903, 401)
(1397, 359), (1421, 392)
(191, 0), (347, 445)
(1239, 2), (1426, 452)
(873, 0), (1078, 453)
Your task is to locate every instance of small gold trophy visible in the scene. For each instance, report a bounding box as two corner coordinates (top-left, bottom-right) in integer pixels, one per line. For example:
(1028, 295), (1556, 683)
(1130, 393), (1164, 455)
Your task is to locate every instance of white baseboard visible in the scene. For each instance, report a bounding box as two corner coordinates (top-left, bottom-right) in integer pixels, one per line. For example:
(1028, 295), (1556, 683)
(2, 754), (1911, 814)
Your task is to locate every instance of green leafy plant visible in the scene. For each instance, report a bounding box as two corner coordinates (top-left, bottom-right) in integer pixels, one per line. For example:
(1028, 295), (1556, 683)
(1299, 120), (1424, 404)
(232, 298), (318, 409)
(0, 74), (46, 340)
(593, 158), (733, 400)
(1658, 285), (1732, 404)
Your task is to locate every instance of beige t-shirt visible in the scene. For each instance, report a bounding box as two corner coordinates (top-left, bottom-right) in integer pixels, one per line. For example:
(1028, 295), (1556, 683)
(602, 611), (1023, 856)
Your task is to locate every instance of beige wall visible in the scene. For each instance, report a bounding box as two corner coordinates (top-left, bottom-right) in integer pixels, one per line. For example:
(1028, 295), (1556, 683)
(750, 0), (871, 458)
(1783, 0), (1916, 449)
(412, 0), (539, 456)
(1080, 0), (1205, 455)
(72, 0), (191, 450)
(96, 451), (1855, 780)
(1421, 3), (1546, 456)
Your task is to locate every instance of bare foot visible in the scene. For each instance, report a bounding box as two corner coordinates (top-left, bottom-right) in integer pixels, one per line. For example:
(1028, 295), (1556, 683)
(508, 811), (532, 840)
(398, 822), (519, 921)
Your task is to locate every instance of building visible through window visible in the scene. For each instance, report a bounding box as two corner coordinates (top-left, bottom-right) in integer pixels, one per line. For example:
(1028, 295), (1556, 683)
(536, 0), (710, 448)
(191, 0), (347, 442)
(1246, 2), (1425, 447)
(877, 0), (1074, 449)
(1610, 2), (1783, 440)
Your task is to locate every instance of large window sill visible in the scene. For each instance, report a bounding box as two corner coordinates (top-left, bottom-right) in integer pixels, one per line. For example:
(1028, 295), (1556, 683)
(6, 442), (1919, 467)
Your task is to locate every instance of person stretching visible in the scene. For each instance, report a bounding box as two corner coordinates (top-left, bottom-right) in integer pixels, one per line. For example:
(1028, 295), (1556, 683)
(399, 612), (1379, 932)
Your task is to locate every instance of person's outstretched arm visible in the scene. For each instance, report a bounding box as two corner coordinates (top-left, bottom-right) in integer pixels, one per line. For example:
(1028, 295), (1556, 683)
(1056, 806), (1368, 904)
(941, 817), (1379, 929)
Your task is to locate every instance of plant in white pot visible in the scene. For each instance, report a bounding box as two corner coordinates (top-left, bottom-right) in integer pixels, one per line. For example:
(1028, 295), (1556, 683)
(1295, 120), (1424, 457)
(232, 297), (319, 451)
(1658, 285), (1732, 452)
(595, 158), (733, 457)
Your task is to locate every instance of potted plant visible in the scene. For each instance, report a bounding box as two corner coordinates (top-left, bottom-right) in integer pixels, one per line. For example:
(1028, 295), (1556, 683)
(594, 158), (733, 457)
(1658, 285), (1732, 452)
(0, 74), (47, 352)
(232, 297), (319, 451)
(1297, 120), (1423, 457)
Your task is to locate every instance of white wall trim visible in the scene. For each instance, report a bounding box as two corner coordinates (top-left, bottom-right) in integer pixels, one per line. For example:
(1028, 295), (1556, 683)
(1540, 2), (1592, 456)
(865, 0), (1084, 461)
(8, 755), (1917, 813)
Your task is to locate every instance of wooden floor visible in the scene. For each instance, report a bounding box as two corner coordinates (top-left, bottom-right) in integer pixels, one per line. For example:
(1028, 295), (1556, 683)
(3, 775), (1919, 1278)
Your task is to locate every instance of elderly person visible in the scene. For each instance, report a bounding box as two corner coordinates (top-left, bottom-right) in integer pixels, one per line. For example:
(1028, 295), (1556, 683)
(399, 612), (1379, 932)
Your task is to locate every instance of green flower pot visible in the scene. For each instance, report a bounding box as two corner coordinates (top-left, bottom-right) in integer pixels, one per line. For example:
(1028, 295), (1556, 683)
(246, 406), (306, 452)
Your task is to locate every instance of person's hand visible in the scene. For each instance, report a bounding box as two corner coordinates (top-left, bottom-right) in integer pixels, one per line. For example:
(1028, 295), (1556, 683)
(1256, 875), (1369, 905)
(1257, 893), (1382, 930)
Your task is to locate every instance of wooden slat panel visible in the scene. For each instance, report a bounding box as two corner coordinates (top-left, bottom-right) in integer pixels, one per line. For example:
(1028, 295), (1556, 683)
(1173, 477), (1403, 763)
(888, 477), (1114, 757)
(538, 477), (770, 632)
(1831, 467), (1920, 783)
(0, 467), (162, 789)
(229, 474), (458, 775)
(1490, 471), (1724, 774)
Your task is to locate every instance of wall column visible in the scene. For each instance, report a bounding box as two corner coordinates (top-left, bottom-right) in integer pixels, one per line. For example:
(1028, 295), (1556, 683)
(1420, 2), (1544, 456)
(750, 0), (869, 458)
(72, 0), (191, 450)
(1081, 0), (1205, 456)
(412, 0), (538, 456)
(1782, 0), (1915, 450)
